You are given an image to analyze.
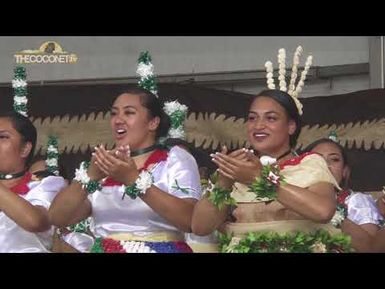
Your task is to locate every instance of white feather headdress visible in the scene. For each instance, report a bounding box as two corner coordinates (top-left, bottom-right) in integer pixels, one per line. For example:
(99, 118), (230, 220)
(264, 46), (313, 116)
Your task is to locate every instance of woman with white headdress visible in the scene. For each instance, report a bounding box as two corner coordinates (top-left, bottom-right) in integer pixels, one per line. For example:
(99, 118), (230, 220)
(191, 47), (350, 252)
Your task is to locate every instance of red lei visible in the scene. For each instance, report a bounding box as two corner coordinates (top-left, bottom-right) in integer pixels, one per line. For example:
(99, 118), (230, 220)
(9, 172), (33, 195)
(337, 189), (352, 206)
(279, 152), (315, 170)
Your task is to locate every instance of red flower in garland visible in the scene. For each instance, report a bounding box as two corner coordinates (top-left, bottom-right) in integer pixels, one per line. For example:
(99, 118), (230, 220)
(337, 189), (351, 206)
(267, 169), (281, 185)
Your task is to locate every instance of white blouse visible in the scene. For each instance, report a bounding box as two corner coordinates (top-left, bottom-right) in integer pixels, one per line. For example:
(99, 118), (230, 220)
(64, 146), (202, 252)
(0, 176), (67, 253)
(346, 192), (384, 226)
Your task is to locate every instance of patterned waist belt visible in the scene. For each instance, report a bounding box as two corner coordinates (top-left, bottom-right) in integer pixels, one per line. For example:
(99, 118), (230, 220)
(91, 231), (192, 253)
(107, 231), (185, 242)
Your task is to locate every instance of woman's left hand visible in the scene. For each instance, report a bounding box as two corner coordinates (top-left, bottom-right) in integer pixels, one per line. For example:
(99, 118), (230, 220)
(93, 145), (139, 185)
(211, 151), (262, 185)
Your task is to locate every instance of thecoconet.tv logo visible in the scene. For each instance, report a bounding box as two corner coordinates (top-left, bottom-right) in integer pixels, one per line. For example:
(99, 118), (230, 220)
(14, 41), (78, 64)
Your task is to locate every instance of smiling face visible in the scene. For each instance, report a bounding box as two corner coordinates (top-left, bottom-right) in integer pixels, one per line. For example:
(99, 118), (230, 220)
(0, 117), (31, 174)
(247, 96), (296, 157)
(311, 141), (349, 186)
(110, 93), (160, 150)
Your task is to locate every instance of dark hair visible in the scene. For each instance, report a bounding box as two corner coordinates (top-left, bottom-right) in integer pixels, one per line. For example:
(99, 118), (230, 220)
(0, 110), (37, 166)
(302, 138), (350, 189)
(114, 88), (171, 139)
(303, 138), (349, 166)
(164, 138), (191, 151)
(33, 170), (57, 179)
(30, 154), (68, 180)
(251, 89), (302, 148)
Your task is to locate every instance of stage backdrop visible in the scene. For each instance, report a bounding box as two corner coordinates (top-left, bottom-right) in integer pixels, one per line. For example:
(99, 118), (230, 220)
(1, 84), (384, 191)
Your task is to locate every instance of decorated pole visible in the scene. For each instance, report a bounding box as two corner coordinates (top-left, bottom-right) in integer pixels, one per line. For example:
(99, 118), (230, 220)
(12, 66), (28, 117)
(46, 135), (60, 176)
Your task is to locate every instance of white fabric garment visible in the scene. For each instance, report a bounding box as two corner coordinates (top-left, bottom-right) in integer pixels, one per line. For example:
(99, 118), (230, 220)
(185, 232), (217, 244)
(0, 176), (67, 253)
(64, 146), (201, 252)
(346, 192), (384, 226)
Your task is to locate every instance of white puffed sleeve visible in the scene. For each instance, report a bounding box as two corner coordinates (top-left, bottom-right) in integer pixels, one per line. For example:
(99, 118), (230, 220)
(25, 176), (67, 209)
(164, 146), (202, 200)
(346, 192), (384, 226)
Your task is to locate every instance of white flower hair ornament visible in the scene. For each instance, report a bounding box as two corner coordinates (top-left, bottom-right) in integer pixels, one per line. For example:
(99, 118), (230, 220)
(264, 46), (313, 116)
(136, 51), (189, 140)
(136, 51), (158, 96)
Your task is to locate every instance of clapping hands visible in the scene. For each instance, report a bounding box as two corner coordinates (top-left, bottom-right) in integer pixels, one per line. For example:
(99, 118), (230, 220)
(211, 146), (262, 186)
(92, 144), (139, 185)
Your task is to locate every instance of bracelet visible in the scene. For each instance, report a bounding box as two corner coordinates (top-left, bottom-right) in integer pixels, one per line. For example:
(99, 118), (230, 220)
(67, 217), (92, 233)
(248, 164), (284, 201)
(204, 171), (235, 209)
(207, 182), (236, 210)
(121, 170), (153, 200)
(331, 204), (348, 228)
(73, 161), (102, 194)
(331, 189), (352, 228)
